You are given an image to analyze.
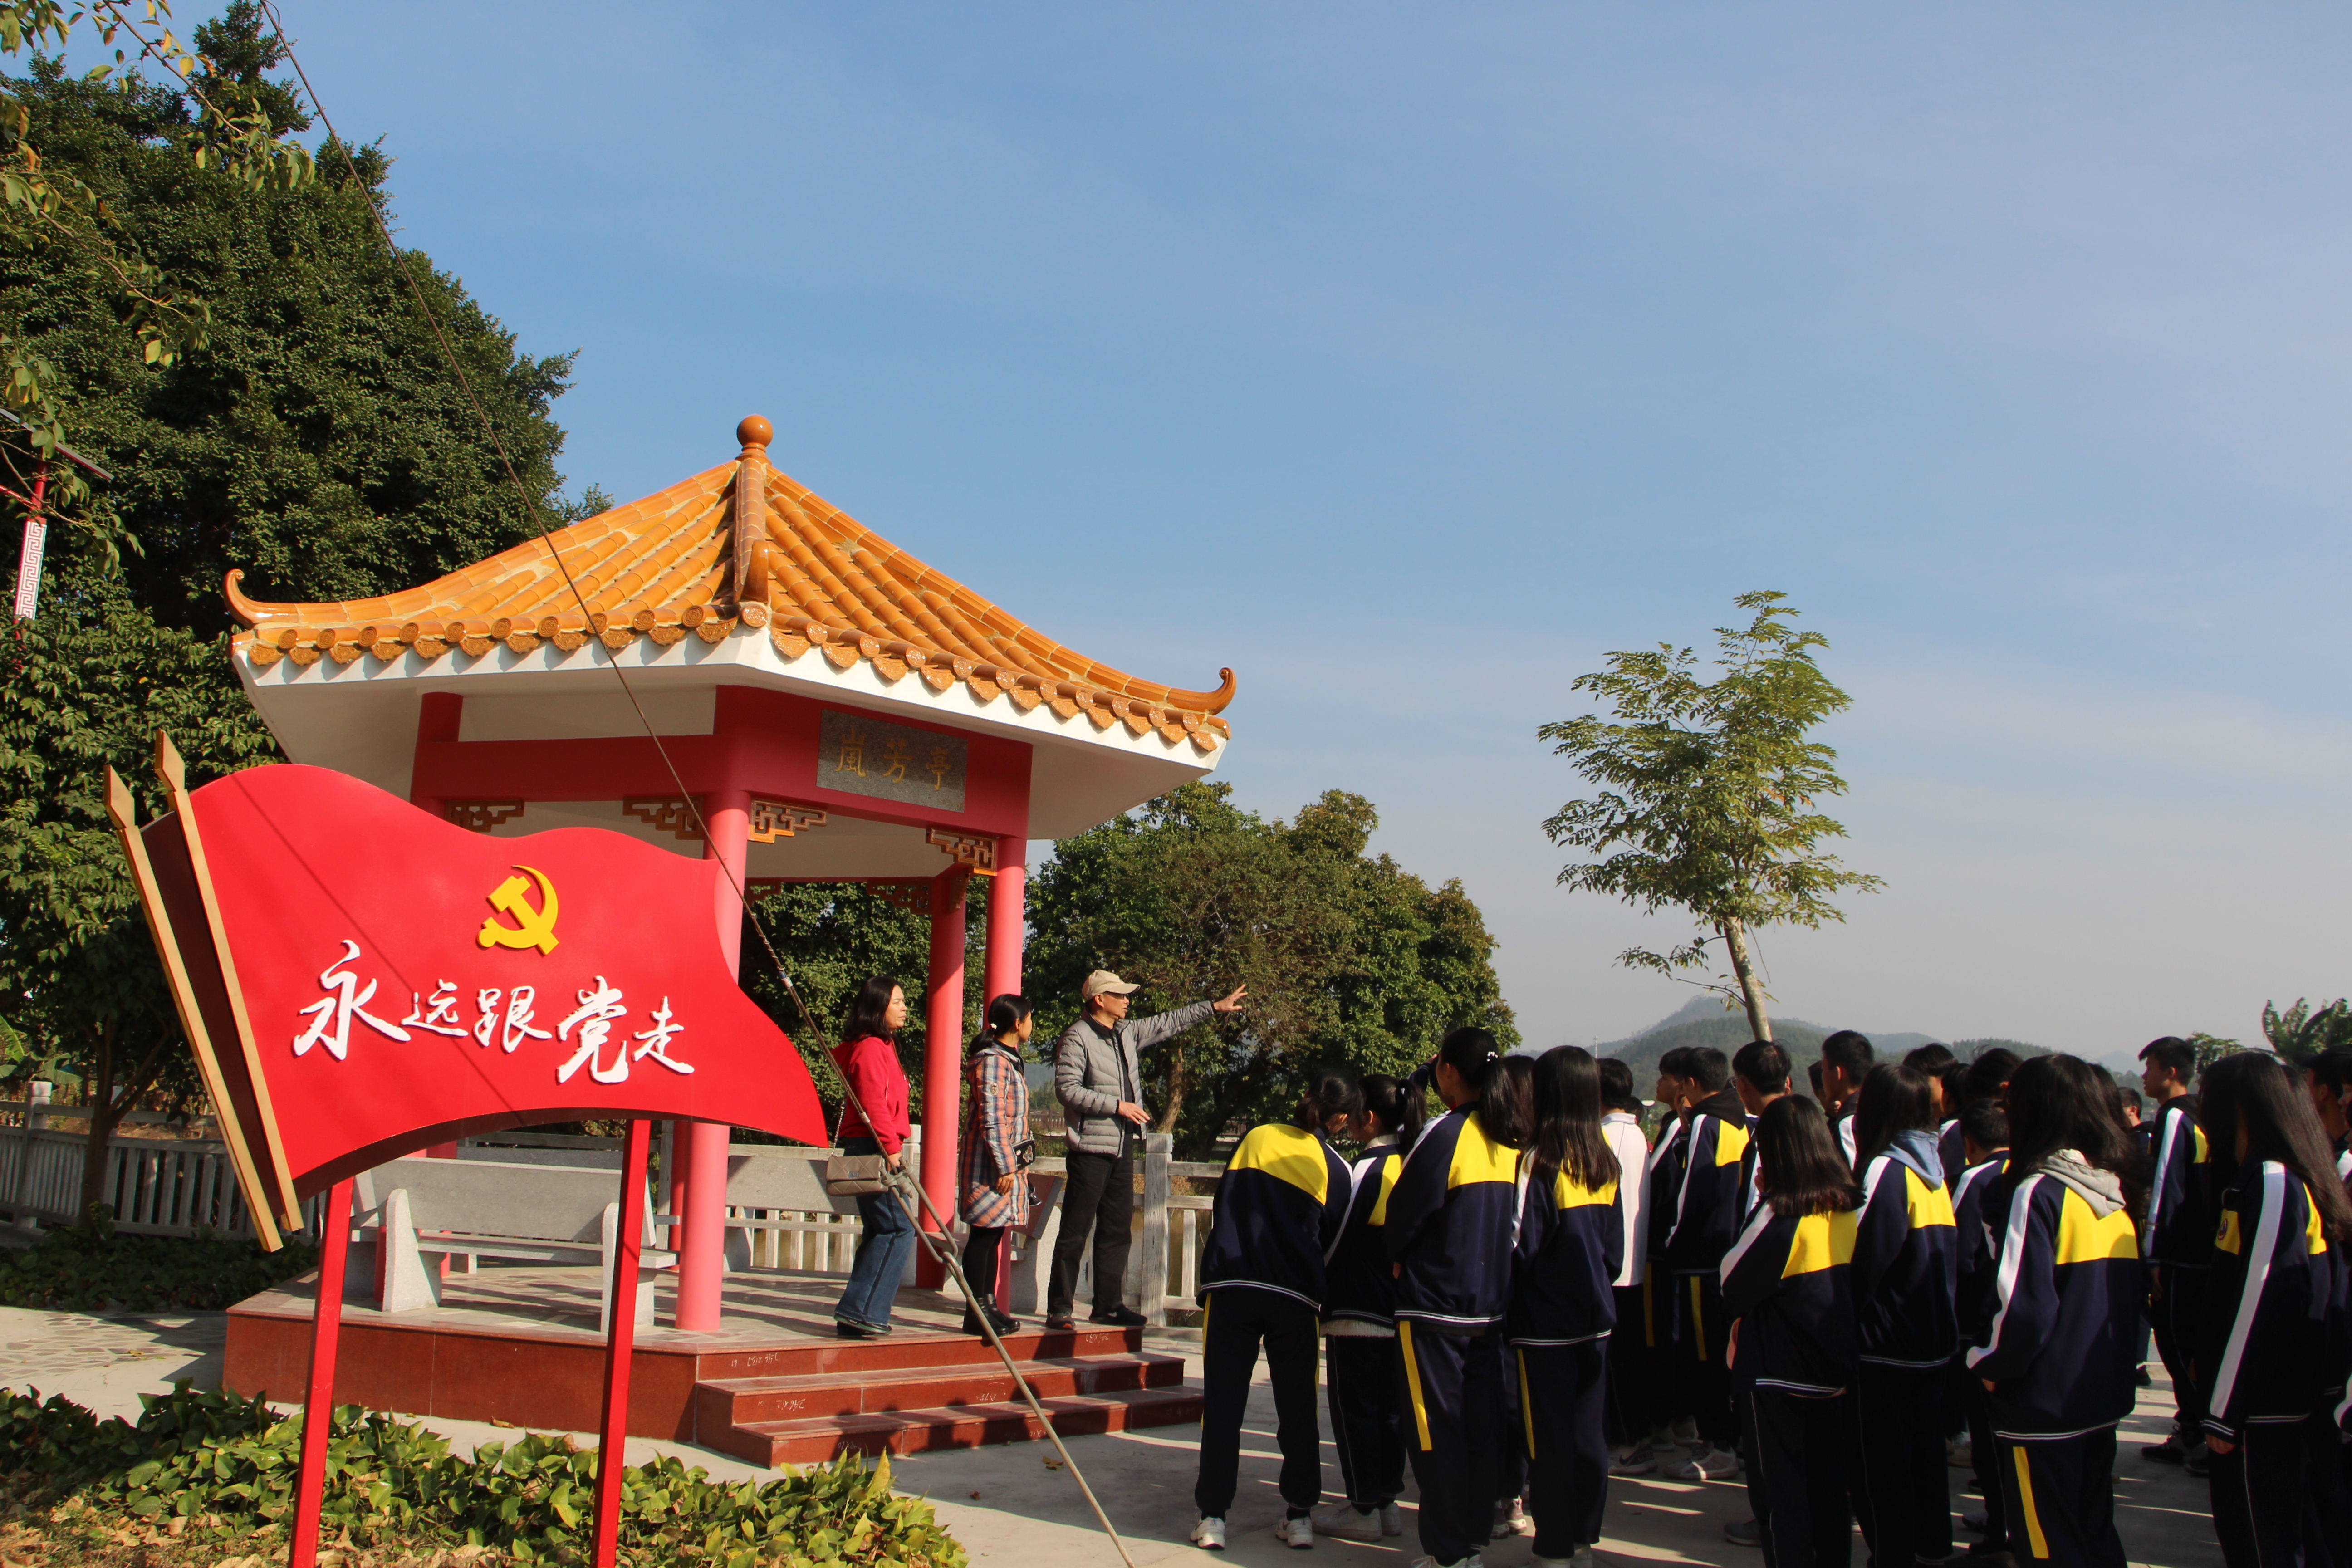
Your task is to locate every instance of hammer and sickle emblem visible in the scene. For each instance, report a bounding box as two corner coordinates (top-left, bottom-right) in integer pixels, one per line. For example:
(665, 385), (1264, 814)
(476, 864), (560, 955)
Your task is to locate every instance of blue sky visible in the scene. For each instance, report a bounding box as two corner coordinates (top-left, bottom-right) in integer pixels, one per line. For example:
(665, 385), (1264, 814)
(202, 3), (2351, 1051)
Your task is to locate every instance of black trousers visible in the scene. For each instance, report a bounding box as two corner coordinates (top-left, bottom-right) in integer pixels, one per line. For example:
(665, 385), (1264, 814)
(2209, 1414), (2349, 1568)
(2149, 1264), (2209, 1433)
(1746, 1385), (1854, 1568)
(1195, 1289), (1322, 1519)
(1675, 1272), (1738, 1449)
(1518, 1341), (1609, 1554)
(1995, 1430), (2125, 1568)
(1964, 1374), (2009, 1548)
(1048, 1147), (1133, 1318)
(959, 1225), (1003, 1303)
(1855, 1364), (1953, 1568)
(1648, 1264), (1690, 1426)
(1398, 1322), (1506, 1565)
(1605, 1282), (1652, 1447)
(1326, 1335), (1407, 1509)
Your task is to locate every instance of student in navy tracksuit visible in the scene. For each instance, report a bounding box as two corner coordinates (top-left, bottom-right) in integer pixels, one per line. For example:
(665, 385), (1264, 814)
(1848, 1064), (1960, 1568)
(1644, 1048), (1697, 1451)
(1661, 1047), (1754, 1480)
(2137, 1034), (2215, 1466)
(1191, 1067), (1362, 1552)
(1311, 1073), (1420, 1543)
(1949, 1098), (2012, 1557)
(1966, 1055), (2146, 1568)
(1387, 1027), (1532, 1568)
(1721, 1096), (1864, 1568)
(2193, 1051), (2352, 1568)
(1509, 1046), (1624, 1568)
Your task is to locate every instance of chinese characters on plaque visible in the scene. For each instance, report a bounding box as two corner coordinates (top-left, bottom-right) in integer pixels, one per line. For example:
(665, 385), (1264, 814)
(816, 707), (968, 812)
(291, 937), (696, 1086)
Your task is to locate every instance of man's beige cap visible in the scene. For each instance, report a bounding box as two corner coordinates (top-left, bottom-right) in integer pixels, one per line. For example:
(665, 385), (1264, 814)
(1082, 969), (1141, 999)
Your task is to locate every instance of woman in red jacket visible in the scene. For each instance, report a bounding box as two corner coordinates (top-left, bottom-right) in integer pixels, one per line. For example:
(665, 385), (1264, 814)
(831, 976), (914, 1338)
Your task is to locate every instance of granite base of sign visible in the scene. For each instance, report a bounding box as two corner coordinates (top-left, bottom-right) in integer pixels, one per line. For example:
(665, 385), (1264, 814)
(224, 1265), (1199, 1465)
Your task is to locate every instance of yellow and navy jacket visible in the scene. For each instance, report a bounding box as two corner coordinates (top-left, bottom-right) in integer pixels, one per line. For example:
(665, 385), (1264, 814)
(1506, 1159), (1623, 1346)
(1386, 1107), (1522, 1332)
(1663, 1089), (1754, 1275)
(1323, 1136), (1406, 1328)
(1951, 1152), (2010, 1343)
(2198, 1156), (2343, 1443)
(1719, 1201), (1861, 1396)
(1852, 1131), (1960, 1368)
(2143, 1097), (2215, 1267)
(1644, 1114), (1687, 1264)
(1197, 1122), (1353, 1310)
(1965, 1165), (2143, 1439)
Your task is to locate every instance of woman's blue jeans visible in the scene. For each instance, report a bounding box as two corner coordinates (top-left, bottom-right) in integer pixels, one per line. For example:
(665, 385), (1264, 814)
(833, 1137), (915, 1328)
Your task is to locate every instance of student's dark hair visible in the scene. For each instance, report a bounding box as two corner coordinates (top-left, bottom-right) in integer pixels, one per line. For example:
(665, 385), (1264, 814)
(1733, 1040), (1791, 1096)
(2138, 1036), (2196, 1078)
(970, 993), (1033, 1054)
(1437, 1025), (1503, 1091)
(1903, 1043), (1957, 1078)
(2007, 1054), (2148, 1215)
(2196, 1052), (2352, 1243)
(1961, 1098), (2009, 1154)
(2306, 1049), (2352, 1097)
(1298, 1064), (1365, 1133)
(1940, 1060), (1969, 1108)
(1686, 1047), (1732, 1094)
(1531, 1046), (1619, 1192)
(1807, 1059), (1825, 1100)
(1597, 1057), (1643, 1113)
(2114, 1084), (2142, 1121)
(1852, 1063), (1937, 1166)
(844, 976), (903, 1042)
(1961, 1048), (2020, 1105)
(1819, 1030), (1875, 1077)
(1754, 1096), (1861, 1218)
(1360, 1073), (1414, 1142)
(1657, 1046), (1696, 1080)
(1481, 1054), (1537, 1149)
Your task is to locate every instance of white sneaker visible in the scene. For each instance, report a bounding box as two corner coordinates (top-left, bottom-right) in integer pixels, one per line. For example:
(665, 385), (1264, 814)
(1277, 1516), (1314, 1550)
(1491, 1497), (1532, 1539)
(1380, 1504), (1404, 1538)
(1191, 1516), (1227, 1551)
(1608, 1442), (1657, 1476)
(1532, 1553), (1594, 1568)
(1406, 1558), (1484, 1568)
(1669, 1417), (1701, 1447)
(1671, 1446), (1741, 1481)
(1309, 1503), (1382, 1542)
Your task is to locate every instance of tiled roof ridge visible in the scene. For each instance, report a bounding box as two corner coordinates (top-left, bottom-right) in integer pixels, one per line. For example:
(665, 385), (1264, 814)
(222, 420), (1233, 751)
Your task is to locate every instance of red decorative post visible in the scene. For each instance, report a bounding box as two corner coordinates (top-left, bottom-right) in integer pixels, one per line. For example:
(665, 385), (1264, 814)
(984, 837), (1025, 1004)
(918, 867), (968, 1285)
(287, 1179), (354, 1568)
(675, 786), (750, 1331)
(591, 1119), (652, 1568)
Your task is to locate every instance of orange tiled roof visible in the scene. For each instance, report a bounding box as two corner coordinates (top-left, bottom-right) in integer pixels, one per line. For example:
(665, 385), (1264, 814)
(226, 418), (1232, 750)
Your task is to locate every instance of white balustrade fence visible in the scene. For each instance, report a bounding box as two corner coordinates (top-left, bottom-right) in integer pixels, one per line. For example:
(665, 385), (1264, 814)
(0, 1126), (321, 1239)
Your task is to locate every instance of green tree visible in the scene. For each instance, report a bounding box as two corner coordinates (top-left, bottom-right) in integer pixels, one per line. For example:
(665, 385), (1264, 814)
(1028, 782), (1515, 1156)
(2259, 998), (2352, 1063)
(1539, 591), (1882, 1043)
(2187, 1032), (2247, 1075)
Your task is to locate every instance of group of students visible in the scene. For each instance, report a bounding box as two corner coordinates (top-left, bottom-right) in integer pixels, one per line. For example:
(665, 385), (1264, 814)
(1181, 1026), (2352, 1568)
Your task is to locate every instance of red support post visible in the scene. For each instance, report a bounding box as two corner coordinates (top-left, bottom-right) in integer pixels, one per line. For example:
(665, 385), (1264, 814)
(984, 838), (1026, 1004)
(592, 1119), (652, 1568)
(288, 1179), (354, 1568)
(674, 786), (749, 1331)
(918, 868), (968, 1286)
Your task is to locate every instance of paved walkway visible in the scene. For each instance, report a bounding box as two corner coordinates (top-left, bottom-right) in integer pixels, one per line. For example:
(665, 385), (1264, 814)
(0, 1304), (2222, 1568)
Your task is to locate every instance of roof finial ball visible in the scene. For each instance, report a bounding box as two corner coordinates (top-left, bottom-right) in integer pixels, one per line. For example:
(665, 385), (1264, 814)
(737, 414), (773, 456)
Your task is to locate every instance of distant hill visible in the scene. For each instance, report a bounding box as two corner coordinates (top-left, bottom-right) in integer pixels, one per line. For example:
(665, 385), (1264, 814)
(1550, 997), (2038, 1078)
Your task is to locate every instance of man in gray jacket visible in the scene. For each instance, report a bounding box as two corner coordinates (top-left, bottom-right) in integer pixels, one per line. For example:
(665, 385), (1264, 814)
(1046, 968), (1247, 1328)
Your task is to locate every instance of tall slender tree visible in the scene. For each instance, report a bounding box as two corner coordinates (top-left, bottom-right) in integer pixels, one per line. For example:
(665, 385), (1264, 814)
(1539, 590), (1881, 1041)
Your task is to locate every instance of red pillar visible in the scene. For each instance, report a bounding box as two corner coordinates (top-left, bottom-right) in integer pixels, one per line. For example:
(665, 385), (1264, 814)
(918, 867), (968, 1286)
(591, 1119), (652, 1568)
(674, 787), (747, 1332)
(288, 1179), (354, 1568)
(984, 838), (1026, 1004)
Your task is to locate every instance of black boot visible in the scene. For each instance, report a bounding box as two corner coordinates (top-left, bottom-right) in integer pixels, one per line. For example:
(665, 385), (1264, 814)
(963, 1293), (1019, 1336)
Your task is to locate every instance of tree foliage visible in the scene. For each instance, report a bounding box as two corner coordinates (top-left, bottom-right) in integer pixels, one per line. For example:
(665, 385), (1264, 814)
(2260, 997), (2352, 1063)
(1539, 590), (1881, 1042)
(1027, 782), (1515, 1156)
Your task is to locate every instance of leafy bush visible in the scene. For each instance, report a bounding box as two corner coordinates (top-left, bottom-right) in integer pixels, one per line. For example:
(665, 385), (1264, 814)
(0, 1216), (319, 1310)
(0, 1385), (966, 1568)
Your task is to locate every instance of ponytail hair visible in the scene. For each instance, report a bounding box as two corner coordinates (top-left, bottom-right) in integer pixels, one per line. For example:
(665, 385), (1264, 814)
(1482, 1054), (1537, 1149)
(1398, 1064), (1436, 1150)
(1437, 1025), (1503, 1092)
(1297, 1065), (1365, 1134)
(1360, 1074), (1415, 1143)
(969, 993), (1033, 1056)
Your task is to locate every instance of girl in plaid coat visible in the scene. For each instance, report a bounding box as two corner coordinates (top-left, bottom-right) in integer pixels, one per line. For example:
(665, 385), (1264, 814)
(959, 994), (1034, 1335)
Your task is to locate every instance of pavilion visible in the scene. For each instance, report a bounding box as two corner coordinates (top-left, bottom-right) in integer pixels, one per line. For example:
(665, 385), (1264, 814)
(221, 415), (1235, 1332)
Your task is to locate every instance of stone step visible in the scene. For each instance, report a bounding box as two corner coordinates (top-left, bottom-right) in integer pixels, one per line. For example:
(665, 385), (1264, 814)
(711, 1384), (1206, 1465)
(695, 1352), (1186, 1426)
(687, 1323), (1145, 1382)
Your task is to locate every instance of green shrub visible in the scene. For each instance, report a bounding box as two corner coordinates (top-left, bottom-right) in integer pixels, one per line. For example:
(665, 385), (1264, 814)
(0, 1385), (965, 1568)
(0, 1215), (320, 1311)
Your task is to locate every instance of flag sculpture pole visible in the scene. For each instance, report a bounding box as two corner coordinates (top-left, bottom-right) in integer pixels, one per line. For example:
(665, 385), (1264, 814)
(593, 1119), (653, 1568)
(288, 1179), (354, 1568)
